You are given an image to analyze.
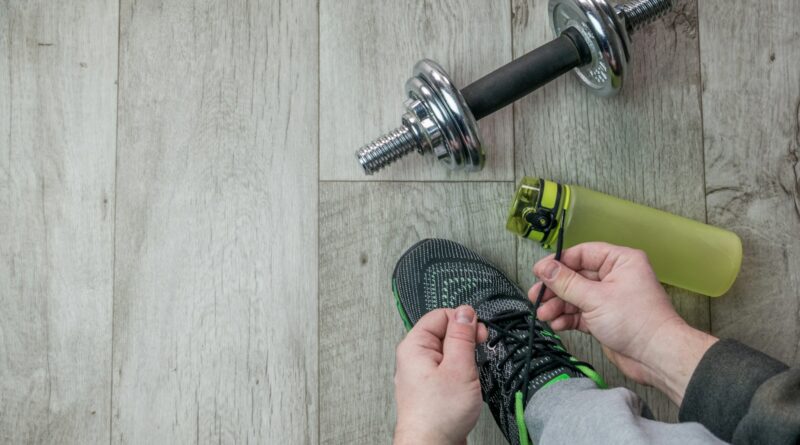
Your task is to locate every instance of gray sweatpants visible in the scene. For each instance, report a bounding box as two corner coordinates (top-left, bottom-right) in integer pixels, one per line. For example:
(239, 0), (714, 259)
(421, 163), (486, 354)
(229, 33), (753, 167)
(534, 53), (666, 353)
(524, 379), (727, 445)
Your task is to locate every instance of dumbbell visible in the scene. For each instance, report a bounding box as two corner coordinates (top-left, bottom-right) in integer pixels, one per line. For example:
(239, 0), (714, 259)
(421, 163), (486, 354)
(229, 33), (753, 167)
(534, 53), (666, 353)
(356, 0), (673, 175)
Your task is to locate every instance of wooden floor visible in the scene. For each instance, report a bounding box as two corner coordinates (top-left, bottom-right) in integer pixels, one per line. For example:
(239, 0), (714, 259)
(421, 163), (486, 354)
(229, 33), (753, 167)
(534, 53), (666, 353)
(1, 0), (798, 443)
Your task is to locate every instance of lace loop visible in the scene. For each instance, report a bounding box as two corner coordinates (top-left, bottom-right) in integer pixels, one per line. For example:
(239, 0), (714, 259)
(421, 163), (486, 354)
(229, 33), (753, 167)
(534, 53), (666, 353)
(477, 298), (590, 402)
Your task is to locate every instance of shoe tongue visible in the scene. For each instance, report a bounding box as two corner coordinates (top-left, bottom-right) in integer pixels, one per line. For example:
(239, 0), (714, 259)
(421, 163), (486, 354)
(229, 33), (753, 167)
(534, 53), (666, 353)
(473, 293), (530, 321)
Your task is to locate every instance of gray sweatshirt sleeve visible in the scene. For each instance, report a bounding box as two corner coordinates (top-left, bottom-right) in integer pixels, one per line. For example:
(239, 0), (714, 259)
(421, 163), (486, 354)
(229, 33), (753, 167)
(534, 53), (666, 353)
(679, 339), (800, 444)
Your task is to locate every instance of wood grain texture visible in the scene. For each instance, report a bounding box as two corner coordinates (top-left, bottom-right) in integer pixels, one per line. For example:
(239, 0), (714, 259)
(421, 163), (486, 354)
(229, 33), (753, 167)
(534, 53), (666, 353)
(700, 0), (800, 366)
(512, 0), (708, 421)
(112, 0), (318, 443)
(0, 0), (117, 442)
(320, 0), (514, 181)
(319, 182), (513, 444)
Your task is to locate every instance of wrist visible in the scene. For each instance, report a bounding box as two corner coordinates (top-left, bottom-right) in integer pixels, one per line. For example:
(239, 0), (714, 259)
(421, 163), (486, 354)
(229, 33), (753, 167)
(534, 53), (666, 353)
(394, 421), (459, 445)
(640, 319), (718, 405)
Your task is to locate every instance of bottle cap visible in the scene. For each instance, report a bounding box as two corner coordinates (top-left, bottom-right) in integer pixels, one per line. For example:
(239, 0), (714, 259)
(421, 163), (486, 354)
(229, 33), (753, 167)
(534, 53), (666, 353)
(506, 177), (567, 247)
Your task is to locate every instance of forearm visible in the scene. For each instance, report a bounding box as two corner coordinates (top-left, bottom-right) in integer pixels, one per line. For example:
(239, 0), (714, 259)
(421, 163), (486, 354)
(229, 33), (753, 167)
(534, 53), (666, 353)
(639, 320), (719, 406)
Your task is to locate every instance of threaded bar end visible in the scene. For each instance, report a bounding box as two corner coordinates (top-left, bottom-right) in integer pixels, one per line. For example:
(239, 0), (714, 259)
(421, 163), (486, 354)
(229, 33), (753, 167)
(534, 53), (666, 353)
(356, 126), (418, 175)
(618, 0), (673, 33)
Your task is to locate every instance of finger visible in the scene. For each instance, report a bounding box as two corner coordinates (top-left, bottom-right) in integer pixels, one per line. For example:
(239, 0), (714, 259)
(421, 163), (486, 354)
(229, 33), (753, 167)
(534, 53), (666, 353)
(536, 298), (565, 321)
(528, 282), (542, 301)
(542, 242), (630, 281)
(396, 340), (443, 367)
(534, 242), (620, 272)
(395, 330), (445, 374)
(564, 301), (580, 314)
(553, 313), (591, 333)
(530, 267), (599, 294)
(558, 242), (617, 271)
(578, 269), (600, 281)
(441, 305), (479, 378)
(411, 308), (448, 336)
(477, 323), (489, 344)
(533, 260), (604, 311)
(527, 282), (556, 303)
(539, 289), (558, 302)
(550, 314), (581, 331)
(404, 309), (449, 353)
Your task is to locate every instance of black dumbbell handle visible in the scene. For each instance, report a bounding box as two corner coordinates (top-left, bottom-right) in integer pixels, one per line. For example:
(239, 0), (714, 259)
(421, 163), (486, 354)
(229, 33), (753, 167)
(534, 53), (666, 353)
(461, 27), (592, 120)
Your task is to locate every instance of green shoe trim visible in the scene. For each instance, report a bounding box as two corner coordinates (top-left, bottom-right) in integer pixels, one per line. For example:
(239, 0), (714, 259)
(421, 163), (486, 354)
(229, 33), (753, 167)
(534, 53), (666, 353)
(567, 357), (607, 389)
(392, 279), (413, 331)
(577, 364), (607, 389)
(540, 372), (570, 390)
(515, 391), (531, 445)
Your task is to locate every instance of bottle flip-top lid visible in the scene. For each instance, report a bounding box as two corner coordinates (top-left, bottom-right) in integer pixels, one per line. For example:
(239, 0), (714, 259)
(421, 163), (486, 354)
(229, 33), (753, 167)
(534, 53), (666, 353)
(506, 178), (567, 247)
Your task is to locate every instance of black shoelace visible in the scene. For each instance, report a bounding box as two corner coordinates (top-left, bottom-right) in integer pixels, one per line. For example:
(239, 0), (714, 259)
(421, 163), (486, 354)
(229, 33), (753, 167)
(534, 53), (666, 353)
(477, 208), (594, 405)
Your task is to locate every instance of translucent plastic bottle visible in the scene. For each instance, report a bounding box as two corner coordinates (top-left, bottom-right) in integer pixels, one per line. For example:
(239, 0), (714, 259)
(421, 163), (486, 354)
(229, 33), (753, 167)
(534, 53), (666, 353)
(507, 177), (742, 297)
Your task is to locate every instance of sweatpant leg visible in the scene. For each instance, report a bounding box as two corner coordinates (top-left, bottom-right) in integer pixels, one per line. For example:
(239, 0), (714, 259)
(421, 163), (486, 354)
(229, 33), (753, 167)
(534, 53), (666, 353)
(524, 379), (727, 445)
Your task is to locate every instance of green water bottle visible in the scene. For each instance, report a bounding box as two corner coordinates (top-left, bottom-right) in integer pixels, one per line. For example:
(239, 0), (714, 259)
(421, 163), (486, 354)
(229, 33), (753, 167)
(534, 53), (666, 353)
(507, 177), (742, 297)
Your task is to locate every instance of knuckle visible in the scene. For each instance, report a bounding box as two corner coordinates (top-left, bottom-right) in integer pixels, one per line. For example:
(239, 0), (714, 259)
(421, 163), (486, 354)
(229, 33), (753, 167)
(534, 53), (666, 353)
(447, 325), (475, 344)
(413, 333), (441, 352)
(560, 270), (577, 294)
(628, 248), (648, 262)
(426, 350), (444, 363)
(393, 372), (403, 388)
(427, 308), (448, 320)
(395, 340), (408, 357)
(591, 241), (613, 251)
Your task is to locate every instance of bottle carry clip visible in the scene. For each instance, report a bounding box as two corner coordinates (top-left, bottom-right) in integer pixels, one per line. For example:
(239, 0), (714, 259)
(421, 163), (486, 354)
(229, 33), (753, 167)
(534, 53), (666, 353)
(520, 179), (563, 244)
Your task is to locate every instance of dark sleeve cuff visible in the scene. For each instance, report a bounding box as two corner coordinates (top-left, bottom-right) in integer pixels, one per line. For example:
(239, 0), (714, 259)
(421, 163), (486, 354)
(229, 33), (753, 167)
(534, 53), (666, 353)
(678, 339), (789, 442)
(734, 368), (800, 444)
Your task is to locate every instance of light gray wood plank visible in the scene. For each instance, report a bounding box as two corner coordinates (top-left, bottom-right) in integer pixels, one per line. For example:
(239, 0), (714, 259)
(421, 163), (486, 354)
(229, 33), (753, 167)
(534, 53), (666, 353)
(512, 0), (708, 421)
(700, 0), (800, 366)
(319, 182), (513, 444)
(320, 0), (514, 181)
(112, 1), (318, 443)
(0, 0), (117, 443)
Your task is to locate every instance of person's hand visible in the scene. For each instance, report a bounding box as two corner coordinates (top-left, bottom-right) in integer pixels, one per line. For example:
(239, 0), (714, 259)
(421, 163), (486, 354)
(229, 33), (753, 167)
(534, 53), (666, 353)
(393, 306), (488, 445)
(529, 242), (718, 404)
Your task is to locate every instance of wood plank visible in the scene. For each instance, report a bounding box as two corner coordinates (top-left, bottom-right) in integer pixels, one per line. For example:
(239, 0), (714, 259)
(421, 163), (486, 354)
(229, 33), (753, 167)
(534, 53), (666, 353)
(512, 0), (708, 421)
(0, 1), (117, 442)
(319, 182), (513, 444)
(320, 0), (514, 181)
(112, 0), (318, 443)
(700, 0), (800, 366)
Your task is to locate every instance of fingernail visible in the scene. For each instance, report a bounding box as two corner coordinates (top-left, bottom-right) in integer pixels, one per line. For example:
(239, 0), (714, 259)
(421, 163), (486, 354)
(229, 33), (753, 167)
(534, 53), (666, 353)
(455, 306), (474, 324)
(541, 261), (560, 280)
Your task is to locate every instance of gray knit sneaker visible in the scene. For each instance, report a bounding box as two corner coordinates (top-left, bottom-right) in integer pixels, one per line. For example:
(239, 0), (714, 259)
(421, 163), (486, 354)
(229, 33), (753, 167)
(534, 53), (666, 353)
(392, 239), (605, 445)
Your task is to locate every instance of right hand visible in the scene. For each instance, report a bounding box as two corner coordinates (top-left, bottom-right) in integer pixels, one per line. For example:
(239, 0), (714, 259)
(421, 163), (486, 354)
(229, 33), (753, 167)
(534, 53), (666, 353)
(529, 242), (717, 404)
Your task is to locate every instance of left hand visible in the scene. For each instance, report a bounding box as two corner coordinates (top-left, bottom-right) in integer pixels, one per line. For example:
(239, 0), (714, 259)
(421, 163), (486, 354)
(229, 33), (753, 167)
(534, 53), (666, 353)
(393, 306), (489, 445)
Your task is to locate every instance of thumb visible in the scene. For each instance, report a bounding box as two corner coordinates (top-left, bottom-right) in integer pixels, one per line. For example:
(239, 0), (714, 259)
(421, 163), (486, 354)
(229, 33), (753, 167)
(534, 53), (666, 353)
(441, 306), (479, 378)
(534, 259), (600, 311)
